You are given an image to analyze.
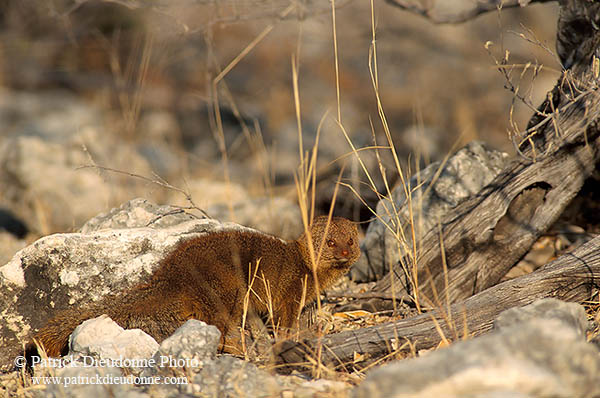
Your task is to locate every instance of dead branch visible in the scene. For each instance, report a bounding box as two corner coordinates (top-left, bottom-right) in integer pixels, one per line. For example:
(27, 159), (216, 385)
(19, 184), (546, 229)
(326, 291), (412, 301)
(77, 164), (212, 219)
(384, 0), (554, 24)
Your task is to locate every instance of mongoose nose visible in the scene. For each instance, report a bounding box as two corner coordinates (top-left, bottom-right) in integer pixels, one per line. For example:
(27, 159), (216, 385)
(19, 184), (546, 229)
(341, 249), (349, 257)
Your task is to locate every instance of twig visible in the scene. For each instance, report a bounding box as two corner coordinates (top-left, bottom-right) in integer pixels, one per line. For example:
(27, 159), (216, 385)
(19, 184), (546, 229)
(384, 0), (552, 24)
(76, 164), (212, 218)
(326, 291), (412, 302)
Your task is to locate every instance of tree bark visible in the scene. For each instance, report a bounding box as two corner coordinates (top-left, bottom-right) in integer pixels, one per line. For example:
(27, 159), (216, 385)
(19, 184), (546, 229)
(276, 233), (600, 371)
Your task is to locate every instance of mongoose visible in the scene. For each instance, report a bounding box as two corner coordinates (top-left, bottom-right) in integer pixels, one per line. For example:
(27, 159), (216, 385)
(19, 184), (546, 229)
(27, 216), (359, 359)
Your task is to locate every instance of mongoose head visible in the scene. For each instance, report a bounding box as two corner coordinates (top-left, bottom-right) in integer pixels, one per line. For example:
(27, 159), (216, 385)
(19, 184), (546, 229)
(300, 216), (360, 272)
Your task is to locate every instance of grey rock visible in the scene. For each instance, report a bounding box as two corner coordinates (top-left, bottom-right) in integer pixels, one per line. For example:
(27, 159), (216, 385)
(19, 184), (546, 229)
(0, 198), (265, 371)
(166, 177), (303, 240)
(351, 141), (509, 282)
(69, 315), (159, 373)
(0, 135), (109, 235)
(0, 89), (102, 143)
(354, 299), (600, 398)
(165, 178), (249, 209)
(143, 322), (272, 396)
(80, 198), (199, 233)
(32, 318), (223, 397)
(294, 379), (352, 398)
(149, 319), (220, 375)
(191, 356), (284, 398)
(494, 298), (589, 336)
(0, 132), (154, 236)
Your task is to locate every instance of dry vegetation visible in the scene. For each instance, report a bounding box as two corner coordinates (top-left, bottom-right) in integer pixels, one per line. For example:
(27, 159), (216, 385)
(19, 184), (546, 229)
(2, 0), (600, 395)
(0, 0), (561, 215)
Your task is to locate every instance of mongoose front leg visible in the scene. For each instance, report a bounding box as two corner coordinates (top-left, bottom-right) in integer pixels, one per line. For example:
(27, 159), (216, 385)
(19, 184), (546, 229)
(220, 330), (246, 356)
(274, 300), (303, 340)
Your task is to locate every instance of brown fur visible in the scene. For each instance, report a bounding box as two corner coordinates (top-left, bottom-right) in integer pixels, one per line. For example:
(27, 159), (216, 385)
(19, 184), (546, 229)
(28, 216), (359, 358)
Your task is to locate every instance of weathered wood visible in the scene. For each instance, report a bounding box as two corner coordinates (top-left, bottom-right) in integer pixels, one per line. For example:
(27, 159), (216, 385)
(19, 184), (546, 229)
(276, 234), (600, 371)
(371, 0), (600, 305)
(377, 130), (600, 304)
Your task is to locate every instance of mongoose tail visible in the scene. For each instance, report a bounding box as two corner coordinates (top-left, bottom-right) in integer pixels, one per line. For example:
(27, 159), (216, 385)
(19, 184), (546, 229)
(25, 307), (96, 366)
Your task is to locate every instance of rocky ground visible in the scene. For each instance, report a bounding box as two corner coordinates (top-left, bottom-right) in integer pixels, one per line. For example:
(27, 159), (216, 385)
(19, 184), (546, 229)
(1, 199), (600, 397)
(2, 0), (600, 397)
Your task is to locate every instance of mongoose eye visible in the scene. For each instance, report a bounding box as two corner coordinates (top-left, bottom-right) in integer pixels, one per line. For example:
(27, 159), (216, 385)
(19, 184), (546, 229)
(348, 238), (354, 246)
(327, 239), (336, 247)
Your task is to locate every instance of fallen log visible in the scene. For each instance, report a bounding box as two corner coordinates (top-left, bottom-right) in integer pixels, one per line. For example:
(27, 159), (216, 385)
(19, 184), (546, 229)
(275, 233), (600, 371)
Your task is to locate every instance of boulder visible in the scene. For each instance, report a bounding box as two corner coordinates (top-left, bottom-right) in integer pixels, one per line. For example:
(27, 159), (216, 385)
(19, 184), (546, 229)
(0, 89), (157, 235)
(0, 198), (260, 371)
(207, 196), (303, 240)
(0, 133), (155, 236)
(166, 178), (304, 240)
(31, 317), (226, 397)
(68, 315), (160, 375)
(149, 319), (221, 374)
(351, 141), (509, 282)
(354, 299), (600, 398)
(79, 198), (198, 233)
(191, 356), (284, 398)
(493, 298), (588, 334)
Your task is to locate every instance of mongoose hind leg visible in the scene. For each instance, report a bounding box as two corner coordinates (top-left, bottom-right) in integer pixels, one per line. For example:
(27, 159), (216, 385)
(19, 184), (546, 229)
(243, 308), (273, 358)
(219, 325), (267, 360)
(180, 287), (249, 356)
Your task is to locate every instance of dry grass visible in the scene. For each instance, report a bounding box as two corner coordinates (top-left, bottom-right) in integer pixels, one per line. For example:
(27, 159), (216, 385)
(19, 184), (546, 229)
(585, 294), (600, 343)
(4, 0), (586, 396)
